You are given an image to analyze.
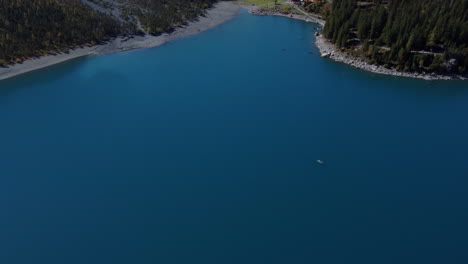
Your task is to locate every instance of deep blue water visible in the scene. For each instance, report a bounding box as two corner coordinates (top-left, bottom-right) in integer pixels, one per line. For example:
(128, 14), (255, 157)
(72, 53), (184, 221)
(1, 9), (468, 264)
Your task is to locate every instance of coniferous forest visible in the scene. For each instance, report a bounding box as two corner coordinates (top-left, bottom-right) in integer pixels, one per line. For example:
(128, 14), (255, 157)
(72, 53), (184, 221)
(0, 0), (121, 65)
(126, 0), (217, 35)
(0, 0), (216, 66)
(323, 0), (468, 74)
(1, 0), (467, 75)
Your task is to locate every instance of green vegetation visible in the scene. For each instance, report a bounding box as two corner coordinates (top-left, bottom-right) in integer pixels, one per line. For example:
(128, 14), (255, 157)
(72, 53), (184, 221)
(302, 0), (332, 18)
(241, 0), (278, 5)
(323, 0), (468, 74)
(123, 0), (217, 35)
(0, 0), (121, 65)
(257, 3), (299, 14)
(246, 0), (301, 15)
(0, 0), (217, 66)
(241, 0), (282, 12)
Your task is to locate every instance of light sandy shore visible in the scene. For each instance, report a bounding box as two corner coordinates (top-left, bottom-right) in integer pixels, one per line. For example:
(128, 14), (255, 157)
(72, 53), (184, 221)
(0, 1), (240, 81)
(4, 2), (464, 82)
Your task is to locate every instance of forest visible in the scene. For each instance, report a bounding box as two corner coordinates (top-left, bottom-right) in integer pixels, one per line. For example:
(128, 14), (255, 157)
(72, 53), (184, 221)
(0, 0), (122, 65)
(322, 0), (468, 74)
(125, 0), (217, 35)
(0, 0), (217, 66)
(303, 0), (332, 18)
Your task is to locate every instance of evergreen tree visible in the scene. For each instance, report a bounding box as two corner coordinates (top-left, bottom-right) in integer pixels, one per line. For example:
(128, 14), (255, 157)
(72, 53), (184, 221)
(323, 0), (468, 74)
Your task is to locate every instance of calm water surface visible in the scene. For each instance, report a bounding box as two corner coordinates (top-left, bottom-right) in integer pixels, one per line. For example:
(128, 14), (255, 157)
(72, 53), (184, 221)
(1, 10), (467, 264)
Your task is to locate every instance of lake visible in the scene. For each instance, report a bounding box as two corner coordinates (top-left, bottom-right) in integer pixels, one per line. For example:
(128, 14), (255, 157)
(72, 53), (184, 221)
(0, 9), (467, 264)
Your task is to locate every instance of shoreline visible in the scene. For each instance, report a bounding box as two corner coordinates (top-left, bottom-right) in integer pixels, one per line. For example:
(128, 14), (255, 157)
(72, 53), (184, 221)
(314, 35), (467, 81)
(0, 1), (240, 81)
(244, 4), (325, 26)
(2, 2), (465, 82)
(246, 4), (466, 81)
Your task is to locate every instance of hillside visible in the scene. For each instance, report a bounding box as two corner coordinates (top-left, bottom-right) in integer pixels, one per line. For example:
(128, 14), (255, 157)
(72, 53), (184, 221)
(322, 0), (468, 75)
(81, 0), (217, 35)
(0, 0), (217, 66)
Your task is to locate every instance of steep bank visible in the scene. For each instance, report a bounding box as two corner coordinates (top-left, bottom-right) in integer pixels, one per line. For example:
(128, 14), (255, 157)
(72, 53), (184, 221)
(0, 1), (240, 81)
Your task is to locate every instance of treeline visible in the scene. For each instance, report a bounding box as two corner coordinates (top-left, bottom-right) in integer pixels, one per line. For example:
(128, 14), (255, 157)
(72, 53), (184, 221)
(323, 0), (468, 74)
(0, 0), (218, 66)
(127, 0), (217, 35)
(303, 0), (332, 18)
(0, 0), (121, 65)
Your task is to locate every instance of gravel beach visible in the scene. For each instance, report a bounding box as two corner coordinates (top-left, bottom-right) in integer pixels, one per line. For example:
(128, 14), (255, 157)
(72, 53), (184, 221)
(0, 1), (240, 81)
(315, 35), (467, 81)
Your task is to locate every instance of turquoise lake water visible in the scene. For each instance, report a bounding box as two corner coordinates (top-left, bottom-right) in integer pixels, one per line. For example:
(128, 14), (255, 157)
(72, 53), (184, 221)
(1, 9), (468, 264)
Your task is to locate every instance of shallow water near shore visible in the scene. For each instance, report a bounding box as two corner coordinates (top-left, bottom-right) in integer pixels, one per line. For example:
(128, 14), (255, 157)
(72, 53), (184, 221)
(1, 9), (468, 264)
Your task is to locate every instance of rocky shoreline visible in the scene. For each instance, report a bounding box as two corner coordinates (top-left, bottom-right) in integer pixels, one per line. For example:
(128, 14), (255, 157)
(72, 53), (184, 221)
(2, 1), (465, 82)
(315, 35), (467, 81)
(247, 4), (466, 81)
(248, 6), (325, 26)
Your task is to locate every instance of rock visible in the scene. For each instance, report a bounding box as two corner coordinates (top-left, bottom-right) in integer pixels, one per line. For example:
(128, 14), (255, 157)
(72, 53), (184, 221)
(444, 58), (458, 72)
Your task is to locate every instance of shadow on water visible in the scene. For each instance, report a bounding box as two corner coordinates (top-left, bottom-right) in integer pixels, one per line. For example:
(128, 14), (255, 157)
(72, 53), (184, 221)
(0, 57), (90, 100)
(317, 54), (468, 98)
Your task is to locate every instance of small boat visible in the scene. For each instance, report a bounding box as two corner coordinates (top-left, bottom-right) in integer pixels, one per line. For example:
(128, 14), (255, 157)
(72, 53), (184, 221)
(316, 160), (324, 165)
